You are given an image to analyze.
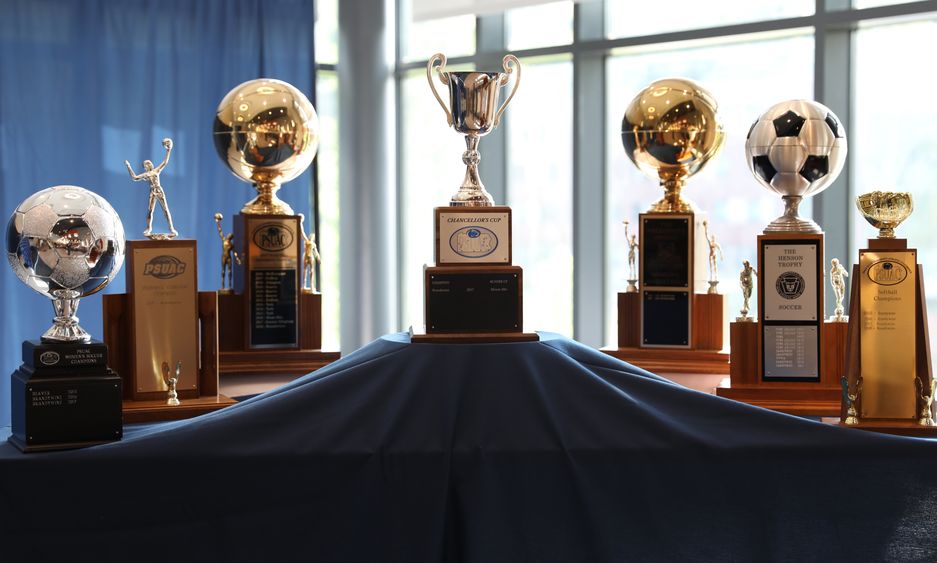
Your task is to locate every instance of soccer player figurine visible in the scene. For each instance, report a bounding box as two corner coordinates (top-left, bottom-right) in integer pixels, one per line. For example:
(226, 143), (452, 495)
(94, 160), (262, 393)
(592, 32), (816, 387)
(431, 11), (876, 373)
(214, 213), (241, 292)
(703, 220), (724, 294)
(624, 220), (638, 293)
(125, 138), (178, 239)
(299, 214), (321, 294)
(738, 260), (757, 321)
(829, 258), (850, 322)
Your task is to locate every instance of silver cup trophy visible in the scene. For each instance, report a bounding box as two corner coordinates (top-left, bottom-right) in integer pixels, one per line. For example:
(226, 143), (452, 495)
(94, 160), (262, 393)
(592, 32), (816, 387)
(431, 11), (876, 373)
(427, 53), (521, 207)
(746, 100), (847, 233)
(6, 185), (125, 342)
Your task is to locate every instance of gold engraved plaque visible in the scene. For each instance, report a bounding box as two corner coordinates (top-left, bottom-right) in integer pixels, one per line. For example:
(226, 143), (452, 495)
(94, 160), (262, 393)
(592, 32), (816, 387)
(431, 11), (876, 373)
(128, 240), (199, 397)
(435, 207), (511, 265)
(859, 250), (917, 419)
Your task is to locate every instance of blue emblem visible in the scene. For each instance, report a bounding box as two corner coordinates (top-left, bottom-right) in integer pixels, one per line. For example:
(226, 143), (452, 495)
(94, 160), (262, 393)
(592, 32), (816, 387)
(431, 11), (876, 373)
(449, 226), (498, 259)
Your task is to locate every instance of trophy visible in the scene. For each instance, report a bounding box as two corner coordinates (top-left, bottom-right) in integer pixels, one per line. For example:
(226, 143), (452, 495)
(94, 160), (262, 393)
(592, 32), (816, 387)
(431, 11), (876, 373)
(840, 191), (934, 433)
(212, 79), (337, 374)
(163, 361), (181, 407)
(414, 53), (533, 341)
(623, 221), (638, 294)
(6, 185), (125, 451)
(427, 52), (520, 207)
(737, 260), (757, 322)
(614, 78), (726, 361)
(103, 139), (232, 422)
(214, 212), (241, 293)
(718, 100), (849, 415)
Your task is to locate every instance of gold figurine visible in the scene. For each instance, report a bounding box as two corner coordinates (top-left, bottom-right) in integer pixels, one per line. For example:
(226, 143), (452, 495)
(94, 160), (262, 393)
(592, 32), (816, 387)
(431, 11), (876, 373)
(162, 361), (182, 406)
(299, 214), (321, 294)
(738, 260), (757, 322)
(703, 220), (724, 294)
(842, 375), (861, 425)
(916, 377), (936, 427)
(125, 138), (178, 240)
(623, 220), (638, 293)
(829, 258), (849, 322)
(214, 213), (241, 293)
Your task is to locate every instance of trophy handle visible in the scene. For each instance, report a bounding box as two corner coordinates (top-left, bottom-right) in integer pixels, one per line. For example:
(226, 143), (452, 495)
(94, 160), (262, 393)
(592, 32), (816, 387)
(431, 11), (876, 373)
(494, 54), (521, 128)
(427, 53), (453, 126)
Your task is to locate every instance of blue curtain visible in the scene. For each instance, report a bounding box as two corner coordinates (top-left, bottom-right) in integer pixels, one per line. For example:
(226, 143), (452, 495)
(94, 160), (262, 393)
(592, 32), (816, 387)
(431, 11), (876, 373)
(0, 0), (316, 425)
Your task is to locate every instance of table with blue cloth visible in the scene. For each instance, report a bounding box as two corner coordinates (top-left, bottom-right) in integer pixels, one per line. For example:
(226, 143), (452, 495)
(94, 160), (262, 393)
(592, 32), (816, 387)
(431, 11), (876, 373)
(1, 332), (936, 562)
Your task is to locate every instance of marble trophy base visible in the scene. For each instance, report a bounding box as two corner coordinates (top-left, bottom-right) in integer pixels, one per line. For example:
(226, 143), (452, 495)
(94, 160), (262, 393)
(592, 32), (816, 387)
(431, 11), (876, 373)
(603, 291), (728, 375)
(10, 340), (122, 452)
(716, 320), (847, 416)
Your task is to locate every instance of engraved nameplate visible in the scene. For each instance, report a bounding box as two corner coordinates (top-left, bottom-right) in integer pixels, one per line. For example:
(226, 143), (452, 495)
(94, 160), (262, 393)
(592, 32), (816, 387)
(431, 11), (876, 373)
(435, 207), (511, 265)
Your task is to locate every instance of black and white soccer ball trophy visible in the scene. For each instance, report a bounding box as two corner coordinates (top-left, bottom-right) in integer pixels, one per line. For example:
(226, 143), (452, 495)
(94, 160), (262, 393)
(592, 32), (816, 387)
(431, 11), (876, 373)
(745, 100), (847, 233)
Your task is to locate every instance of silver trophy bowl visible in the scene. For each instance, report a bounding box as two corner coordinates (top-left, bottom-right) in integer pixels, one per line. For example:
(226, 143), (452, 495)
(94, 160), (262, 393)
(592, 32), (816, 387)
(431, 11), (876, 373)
(745, 100), (847, 233)
(428, 53), (521, 207)
(6, 186), (125, 342)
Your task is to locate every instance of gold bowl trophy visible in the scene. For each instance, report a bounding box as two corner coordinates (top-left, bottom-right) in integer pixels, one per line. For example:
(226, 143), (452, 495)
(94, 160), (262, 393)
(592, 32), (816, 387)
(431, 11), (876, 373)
(413, 53), (534, 341)
(213, 78), (319, 215)
(718, 100), (849, 416)
(103, 139), (233, 422)
(610, 78), (727, 372)
(212, 78), (337, 374)
(840, 191), (935, 434)
(7, 186), (125, 451)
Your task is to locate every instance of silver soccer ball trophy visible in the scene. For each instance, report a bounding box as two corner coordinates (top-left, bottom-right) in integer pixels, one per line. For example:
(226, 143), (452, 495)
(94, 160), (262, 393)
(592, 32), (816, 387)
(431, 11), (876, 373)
(6, 186), (125, 342)
(745, 100), (847, 233)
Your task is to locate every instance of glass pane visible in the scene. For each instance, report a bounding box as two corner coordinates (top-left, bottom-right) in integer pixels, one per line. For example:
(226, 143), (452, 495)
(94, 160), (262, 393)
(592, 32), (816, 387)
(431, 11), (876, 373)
(400, 70), (471, 329)
(506, 1), (574, 51)
(315, 0), (338, 65)
(853, 0), (921, 7)
(853, 18), (937, 354)
(507, 56), (574, 335)
(402, 7), (476, 63)
(607, 0), (813, 39)
(605, 33), (814, 345)
(316, 70), (340, 350)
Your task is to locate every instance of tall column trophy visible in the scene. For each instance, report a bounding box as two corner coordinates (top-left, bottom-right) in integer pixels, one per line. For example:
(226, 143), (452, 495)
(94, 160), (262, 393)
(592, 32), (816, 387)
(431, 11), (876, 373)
(212, 78), (338, 374)
(6, 186), (124, 451)
(102, 139), (233, 422)
(607, 78), (727, 374)
(839, 191), (935, 435)
(717, 100), (849, 416)
(411, 52), (534, 342)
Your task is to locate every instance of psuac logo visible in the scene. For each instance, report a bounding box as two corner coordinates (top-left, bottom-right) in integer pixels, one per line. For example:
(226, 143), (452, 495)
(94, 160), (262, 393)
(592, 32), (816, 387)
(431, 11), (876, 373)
(39, 351), (60, 366)
(253, 223), (294, 252)
(775, 271), (805, 300)
(450, 226), (498, 259)
(866, 259), (909, 286)
(144, 255), (186, 279)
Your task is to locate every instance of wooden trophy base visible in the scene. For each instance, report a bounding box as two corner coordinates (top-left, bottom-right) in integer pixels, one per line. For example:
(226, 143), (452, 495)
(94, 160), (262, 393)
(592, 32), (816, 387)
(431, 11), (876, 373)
(604, 291), (728, 374)
(716, 320), (848, 416)
(831, 419), (937, 437)
(410, 327), (538, 344)
(217, 291), (340, 376)
(103, 292), (236, 423)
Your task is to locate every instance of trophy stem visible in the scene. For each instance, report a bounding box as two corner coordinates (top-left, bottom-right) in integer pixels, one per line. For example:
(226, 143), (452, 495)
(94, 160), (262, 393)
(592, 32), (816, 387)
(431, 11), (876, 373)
(451, 134), (494, 207)
(43, 291), (90, 343)
(765, 195), (821, 233)
(649, 178), (693, 213)
(878, 226), (896, 239)
(242, 181), (295, 215)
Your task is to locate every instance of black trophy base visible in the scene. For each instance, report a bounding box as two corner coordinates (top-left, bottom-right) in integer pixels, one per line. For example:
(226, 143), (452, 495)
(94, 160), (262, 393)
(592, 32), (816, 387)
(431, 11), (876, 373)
(11, 340), (123, 453)
(424, 265), (523, 333)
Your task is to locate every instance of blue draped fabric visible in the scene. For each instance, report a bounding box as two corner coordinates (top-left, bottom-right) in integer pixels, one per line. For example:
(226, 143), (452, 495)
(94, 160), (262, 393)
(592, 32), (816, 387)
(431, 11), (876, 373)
(1, 333), (936, 560)
(0, 0), (317, 425)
